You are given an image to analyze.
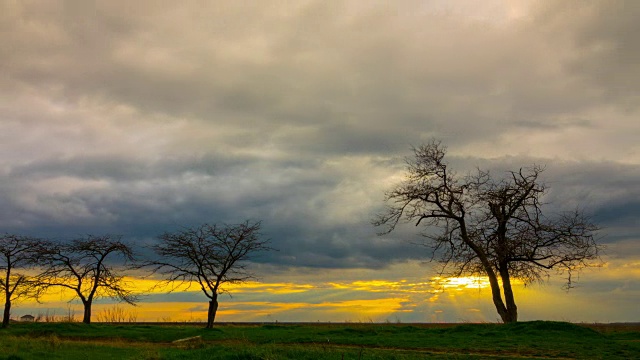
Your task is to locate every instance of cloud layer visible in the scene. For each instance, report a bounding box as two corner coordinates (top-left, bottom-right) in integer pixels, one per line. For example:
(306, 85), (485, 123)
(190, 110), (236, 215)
(2, 0), (639, 321)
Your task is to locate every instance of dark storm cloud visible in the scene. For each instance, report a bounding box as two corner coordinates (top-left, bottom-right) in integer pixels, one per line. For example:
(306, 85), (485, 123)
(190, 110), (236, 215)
(1, 0), (639, 273)
(1, 147), (419, 267)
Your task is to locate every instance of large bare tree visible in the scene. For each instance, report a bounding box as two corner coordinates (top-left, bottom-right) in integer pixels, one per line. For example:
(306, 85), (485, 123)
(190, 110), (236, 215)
(0, 234), (42, 328)
(144, 220), (270, 328)
(38, 235), (138, 324)
(374, 141), (601, 323)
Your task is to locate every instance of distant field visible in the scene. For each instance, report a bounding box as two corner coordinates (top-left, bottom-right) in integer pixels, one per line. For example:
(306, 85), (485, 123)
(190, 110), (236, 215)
(1, 321), (639, 359)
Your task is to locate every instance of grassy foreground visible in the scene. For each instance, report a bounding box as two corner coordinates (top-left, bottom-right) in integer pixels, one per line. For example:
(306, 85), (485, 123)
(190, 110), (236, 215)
(1, 321), (639, 359)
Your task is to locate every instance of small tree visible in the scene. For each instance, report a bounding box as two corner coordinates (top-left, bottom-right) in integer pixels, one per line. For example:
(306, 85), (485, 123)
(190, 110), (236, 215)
(374, 141), (601, 323)
(0, 234), (42, 328)
(38, 235), (138, 324)
(144, 220), (270, 328)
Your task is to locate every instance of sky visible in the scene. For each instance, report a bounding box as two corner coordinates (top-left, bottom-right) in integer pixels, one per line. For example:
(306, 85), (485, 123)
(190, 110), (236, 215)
(2, 0), (640, 323)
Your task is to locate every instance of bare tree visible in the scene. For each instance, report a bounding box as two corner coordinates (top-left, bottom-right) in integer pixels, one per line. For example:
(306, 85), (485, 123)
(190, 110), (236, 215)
(0, 234), (42, 328)
(144, 220), (270, 328)
(38, 235), (138, 324)
(374, 141), (601, 323)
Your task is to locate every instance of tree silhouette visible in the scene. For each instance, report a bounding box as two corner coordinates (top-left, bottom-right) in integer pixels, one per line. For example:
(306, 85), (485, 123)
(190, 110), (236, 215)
(38, 235), (138, 324)
(374, 141), (601, 323)
(0, 234), (42, 328)
(144, 220), (270, 328)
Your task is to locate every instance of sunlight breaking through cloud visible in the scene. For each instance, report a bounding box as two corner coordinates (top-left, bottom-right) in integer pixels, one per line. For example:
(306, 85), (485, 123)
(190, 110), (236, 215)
(2, 0), (640, 324)
(429, 276), (492, 292)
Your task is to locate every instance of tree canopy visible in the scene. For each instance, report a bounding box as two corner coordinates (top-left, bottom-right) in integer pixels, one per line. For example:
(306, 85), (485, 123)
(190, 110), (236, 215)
(374, 141), (601, 323)
(0, 234), (42, 328)
(143, 220), (270, 328)
(37, 234), (138, 324)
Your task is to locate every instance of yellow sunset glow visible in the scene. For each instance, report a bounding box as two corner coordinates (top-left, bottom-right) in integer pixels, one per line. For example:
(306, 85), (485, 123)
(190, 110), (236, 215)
(431, 276), (491, 291)
(13, 260), (636, 324)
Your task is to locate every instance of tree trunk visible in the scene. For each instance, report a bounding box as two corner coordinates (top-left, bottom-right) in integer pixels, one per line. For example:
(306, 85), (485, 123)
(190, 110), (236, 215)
(2, 299), (11, 328)
(206, 296), (219, 329)
(461, 223), (516, 324)
(499, 265), (518, 323)
(82, 301), (92, 324)
(486, 269), (512, 323)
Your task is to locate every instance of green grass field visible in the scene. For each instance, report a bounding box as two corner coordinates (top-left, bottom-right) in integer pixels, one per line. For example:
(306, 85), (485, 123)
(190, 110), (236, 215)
(1, 321), (639, 359)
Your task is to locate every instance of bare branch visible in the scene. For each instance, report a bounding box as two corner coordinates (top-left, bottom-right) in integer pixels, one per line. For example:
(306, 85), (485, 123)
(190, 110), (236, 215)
(374, 141), (602, 323)
(139, 220), (272, 328)
(0, 234), (45, 327)
(35, 234), (139, 324)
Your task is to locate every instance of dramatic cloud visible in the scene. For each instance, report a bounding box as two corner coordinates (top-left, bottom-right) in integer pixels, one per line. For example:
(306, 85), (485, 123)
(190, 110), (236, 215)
(2, 0), (639, 322)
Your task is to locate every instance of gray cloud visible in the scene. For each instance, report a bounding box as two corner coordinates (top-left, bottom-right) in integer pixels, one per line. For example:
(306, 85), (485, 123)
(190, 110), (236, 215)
(1, 0), (638, 275)
(532, 0), (640, 108)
